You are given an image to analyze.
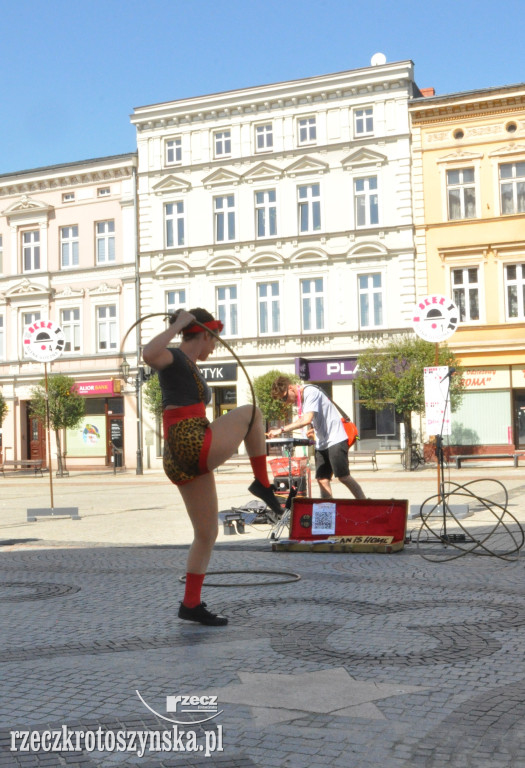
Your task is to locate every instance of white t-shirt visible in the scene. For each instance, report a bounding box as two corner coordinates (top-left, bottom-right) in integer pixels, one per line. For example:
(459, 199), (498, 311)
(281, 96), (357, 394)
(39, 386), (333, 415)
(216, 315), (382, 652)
(302, 385), (347, 450)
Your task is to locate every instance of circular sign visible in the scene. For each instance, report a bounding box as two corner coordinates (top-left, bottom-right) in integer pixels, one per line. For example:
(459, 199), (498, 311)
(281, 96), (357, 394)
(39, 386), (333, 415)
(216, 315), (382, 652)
(411, 295), (459, 343)
(23, 320), (65, 362)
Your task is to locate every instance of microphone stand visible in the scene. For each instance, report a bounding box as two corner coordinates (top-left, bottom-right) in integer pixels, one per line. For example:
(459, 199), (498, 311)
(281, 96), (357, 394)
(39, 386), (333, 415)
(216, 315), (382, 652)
(436, 369), (452, 542)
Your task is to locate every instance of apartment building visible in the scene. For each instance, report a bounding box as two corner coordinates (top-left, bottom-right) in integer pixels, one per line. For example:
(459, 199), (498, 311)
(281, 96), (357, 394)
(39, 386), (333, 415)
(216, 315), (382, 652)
(0, 153), (139, 470)
(410, 83), (525, 452)
(131, 58), (421, 457)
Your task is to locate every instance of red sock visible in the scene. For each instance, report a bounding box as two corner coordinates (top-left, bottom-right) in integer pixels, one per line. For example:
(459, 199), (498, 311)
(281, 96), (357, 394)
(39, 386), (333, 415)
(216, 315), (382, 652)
(250, 455), (270, 487)
(183, 573), (205, 608)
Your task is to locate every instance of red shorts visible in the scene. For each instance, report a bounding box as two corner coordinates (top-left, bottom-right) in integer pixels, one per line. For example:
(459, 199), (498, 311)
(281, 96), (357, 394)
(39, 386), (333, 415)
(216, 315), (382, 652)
(162, 404), (212, 486)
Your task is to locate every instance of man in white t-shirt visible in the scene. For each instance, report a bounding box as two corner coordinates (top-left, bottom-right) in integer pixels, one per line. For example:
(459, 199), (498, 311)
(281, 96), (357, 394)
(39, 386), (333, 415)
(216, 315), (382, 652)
(268, 376), (366, 500)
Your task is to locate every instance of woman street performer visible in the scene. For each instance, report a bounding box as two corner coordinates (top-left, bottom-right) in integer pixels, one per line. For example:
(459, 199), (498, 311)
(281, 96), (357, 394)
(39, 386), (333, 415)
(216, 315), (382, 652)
(143, 307), (282, 627)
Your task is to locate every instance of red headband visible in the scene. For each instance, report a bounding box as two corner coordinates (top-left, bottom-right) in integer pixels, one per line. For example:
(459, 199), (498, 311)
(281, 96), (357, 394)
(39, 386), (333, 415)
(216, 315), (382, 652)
(184, 319), (224, 335)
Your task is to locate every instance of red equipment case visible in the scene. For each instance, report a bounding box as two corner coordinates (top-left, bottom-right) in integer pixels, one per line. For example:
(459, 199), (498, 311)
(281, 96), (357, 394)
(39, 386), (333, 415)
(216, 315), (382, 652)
(272, 497), (408, 553)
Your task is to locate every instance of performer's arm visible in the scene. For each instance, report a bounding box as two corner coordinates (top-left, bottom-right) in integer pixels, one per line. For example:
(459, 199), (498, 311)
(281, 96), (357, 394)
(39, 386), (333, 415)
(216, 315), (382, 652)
(143, 310), (195, 370)
(267, 411), (314, 437)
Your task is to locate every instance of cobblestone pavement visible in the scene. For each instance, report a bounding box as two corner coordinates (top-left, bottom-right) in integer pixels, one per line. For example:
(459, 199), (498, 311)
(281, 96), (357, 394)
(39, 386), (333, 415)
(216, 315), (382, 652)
(1, 463), (525, 767)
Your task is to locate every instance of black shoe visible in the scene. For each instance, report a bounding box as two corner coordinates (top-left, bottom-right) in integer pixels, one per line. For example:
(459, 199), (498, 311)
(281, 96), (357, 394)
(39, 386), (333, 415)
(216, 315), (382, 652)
(178, 602), (228, 626)
(248, 479), (283, 520)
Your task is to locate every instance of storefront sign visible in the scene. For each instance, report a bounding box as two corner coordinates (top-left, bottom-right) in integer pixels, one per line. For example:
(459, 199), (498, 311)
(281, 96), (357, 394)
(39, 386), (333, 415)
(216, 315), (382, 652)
(460, 368), (510, 390)
(198, 363), (237, 381)
(296, 357), (358, 381)
(73, 380), (115, 396)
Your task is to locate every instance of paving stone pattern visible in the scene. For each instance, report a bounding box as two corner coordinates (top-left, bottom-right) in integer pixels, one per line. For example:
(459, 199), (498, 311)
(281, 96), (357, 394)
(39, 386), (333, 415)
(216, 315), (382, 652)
(1, 541), (525, 768)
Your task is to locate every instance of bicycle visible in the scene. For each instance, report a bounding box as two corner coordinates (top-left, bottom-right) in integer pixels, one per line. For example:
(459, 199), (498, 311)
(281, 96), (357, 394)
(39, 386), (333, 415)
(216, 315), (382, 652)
(401, 442), (425, 471)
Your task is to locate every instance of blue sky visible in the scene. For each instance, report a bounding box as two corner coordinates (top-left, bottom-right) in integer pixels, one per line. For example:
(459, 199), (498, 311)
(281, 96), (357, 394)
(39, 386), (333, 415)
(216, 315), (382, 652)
(1, 0), (523, 175)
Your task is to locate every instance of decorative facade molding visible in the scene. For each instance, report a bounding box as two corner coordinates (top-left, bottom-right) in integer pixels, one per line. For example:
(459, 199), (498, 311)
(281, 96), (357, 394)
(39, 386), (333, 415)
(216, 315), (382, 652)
(5, 278), (50, 298)
(202, 168), (242, 188)
(152, 174), (191, 194)
(284, 156), (328, 177)
(342, 148), (387, 170)
(242, 162), (283, 183)
(88, 282), (121, 296)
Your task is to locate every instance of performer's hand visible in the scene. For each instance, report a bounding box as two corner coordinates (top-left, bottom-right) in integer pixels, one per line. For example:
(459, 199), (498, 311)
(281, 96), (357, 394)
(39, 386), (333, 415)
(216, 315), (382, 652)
(306, 428), (315, 440)
(169, 309), (196, 333)
(266, 428), (282, 438)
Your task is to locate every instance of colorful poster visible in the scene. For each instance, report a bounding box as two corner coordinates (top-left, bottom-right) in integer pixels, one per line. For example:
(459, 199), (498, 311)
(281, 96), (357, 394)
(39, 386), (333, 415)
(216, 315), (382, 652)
(66, 415), (106, 457)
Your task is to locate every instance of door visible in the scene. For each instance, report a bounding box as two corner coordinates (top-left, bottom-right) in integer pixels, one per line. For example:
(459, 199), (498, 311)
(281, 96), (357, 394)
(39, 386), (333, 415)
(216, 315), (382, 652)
(513, 390), (525, 449)
(28, 413), (47, 468)
(108, 416), (124, 467)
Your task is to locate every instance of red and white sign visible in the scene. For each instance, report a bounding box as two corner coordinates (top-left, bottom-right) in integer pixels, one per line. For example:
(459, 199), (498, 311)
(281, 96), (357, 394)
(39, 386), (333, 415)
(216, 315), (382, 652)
(412, 295), (459, 343)
(23, 320), (65, 362)
(73, 381), (115, 396)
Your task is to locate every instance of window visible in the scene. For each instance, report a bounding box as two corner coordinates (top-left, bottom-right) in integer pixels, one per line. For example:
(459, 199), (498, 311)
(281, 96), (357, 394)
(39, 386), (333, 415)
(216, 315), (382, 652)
(358, 273), (384, 328)
(0, 315), (4, 360)
(97, 187), (110, 197)
(214, 195), (236, 242)
(452, 267), (479, 322)
(355, 108), (373, 136)
(96, 305), (117, 351)
(61, 225), (79, 268)
(255, 123), (273, 152)
(255, 189), (277, 238)
(500, 162), (525, 215)
(214, 130), (231, 157)
(96, 220), (115, 263)
(166, 137), (182, 165)
(62, 192), (75, 202)
(165, 202), (185, 247)
(166, 289), (187, 315)
(505, 263), (525, 319)
(61, 308), (81, 352)
(447, 168), (476, 220)
(301, 278), (324, 331)
(216, 285), (238, 336)
(298, 117), (316, 145)
(22, 230), (40, 272)
(298, 184), (321, 233)
(22, 311), (41, 354)
(258, 282), (280, 334)
(355, 176), (379, 227)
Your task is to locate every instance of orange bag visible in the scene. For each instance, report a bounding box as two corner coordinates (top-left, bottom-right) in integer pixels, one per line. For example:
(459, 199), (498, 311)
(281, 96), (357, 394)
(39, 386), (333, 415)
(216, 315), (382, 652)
(341, 418), (359, 447)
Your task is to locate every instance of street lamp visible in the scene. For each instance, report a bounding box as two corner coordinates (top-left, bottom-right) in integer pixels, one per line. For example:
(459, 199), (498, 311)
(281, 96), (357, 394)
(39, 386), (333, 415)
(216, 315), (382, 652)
(119, 356), (144, 476)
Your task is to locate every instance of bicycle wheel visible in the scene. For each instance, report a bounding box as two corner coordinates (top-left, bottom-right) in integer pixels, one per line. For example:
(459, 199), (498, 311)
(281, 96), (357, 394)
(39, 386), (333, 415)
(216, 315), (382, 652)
(410, 451), (420, 471)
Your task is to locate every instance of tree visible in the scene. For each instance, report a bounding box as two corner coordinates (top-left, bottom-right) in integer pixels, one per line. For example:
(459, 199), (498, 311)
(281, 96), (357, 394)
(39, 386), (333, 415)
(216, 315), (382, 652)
(0, 390), (7, 429)
(30, 374), (85, 476)
(353, 334), (464, 448)
(143, 373), (163, 421)
(252, 369), (299, 423)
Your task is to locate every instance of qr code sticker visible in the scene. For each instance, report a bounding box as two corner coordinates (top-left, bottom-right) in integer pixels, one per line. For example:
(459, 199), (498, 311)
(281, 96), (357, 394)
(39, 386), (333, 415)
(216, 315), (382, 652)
(311, 502), (336, 535)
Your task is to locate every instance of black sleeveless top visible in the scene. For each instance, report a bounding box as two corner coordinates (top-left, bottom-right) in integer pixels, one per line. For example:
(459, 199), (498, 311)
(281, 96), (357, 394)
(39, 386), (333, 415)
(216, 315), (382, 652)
(158, 348), (211, 410)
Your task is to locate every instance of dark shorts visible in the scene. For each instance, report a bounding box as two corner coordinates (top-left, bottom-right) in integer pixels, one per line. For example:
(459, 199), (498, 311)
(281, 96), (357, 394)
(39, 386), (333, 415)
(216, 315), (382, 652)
(314, 439), (350, 480)
(162, 406), (212, 486)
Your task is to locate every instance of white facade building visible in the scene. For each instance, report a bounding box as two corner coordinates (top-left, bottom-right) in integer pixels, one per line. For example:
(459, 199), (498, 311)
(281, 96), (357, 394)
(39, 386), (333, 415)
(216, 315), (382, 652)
(131, 60), (421, 457)
(0, 154), (139, 470)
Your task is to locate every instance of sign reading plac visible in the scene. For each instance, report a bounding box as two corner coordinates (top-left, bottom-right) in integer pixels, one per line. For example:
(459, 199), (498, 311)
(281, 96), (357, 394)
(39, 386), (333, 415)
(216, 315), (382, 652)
(23, 319), (65, 362)
(411, 294), (459, 343)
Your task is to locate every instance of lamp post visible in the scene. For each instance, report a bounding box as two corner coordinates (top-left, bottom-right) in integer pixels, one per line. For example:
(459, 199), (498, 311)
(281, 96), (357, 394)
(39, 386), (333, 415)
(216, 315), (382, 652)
(119, 356), (144, 476)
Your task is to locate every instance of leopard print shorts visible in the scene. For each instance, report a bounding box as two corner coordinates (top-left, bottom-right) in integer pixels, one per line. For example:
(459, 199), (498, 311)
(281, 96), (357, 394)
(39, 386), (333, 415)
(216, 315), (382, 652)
(163, 416), (212, 486)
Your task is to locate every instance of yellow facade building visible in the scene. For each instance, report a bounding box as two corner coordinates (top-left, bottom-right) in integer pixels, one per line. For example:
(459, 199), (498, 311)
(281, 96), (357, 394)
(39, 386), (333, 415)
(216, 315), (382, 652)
(410, 83), (525, 453)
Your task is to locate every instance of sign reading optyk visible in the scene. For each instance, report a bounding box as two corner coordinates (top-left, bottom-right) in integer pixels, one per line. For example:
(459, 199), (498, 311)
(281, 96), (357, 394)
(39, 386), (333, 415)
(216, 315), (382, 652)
(23, 319), (65, 362)
(411, 295), (459, 343)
